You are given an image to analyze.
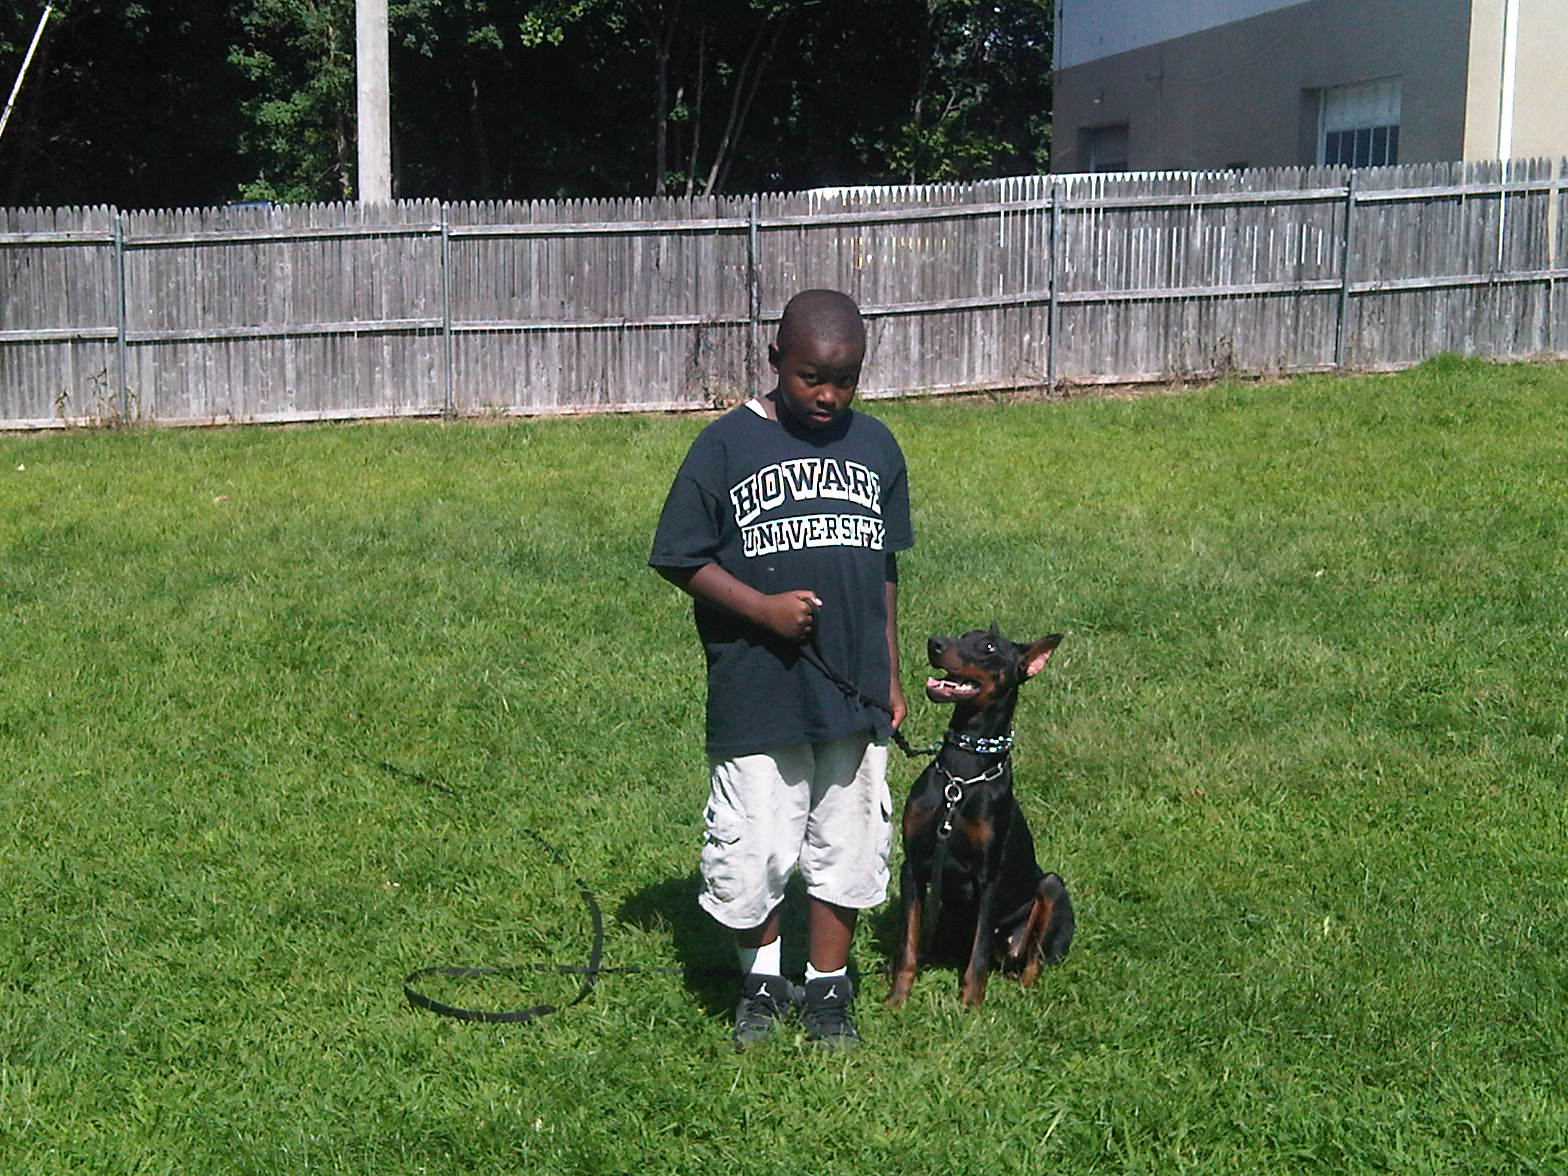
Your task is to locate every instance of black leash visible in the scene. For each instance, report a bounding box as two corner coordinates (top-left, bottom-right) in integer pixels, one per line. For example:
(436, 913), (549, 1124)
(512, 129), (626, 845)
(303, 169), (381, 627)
(377, 627), (934, 1024)
(402, 826), (608, 1023)
(356, 753), (734, 1024)
(918, 754), (1011, 958)
(798, 631), (937, 759)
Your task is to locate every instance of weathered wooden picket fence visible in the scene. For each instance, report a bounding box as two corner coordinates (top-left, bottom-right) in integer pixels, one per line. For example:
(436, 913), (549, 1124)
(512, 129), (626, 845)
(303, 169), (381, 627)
(1, 158), (1564, 429)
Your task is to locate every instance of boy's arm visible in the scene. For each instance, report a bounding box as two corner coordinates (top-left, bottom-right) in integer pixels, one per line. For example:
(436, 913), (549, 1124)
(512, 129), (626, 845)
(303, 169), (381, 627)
(884, 575), (906, 729)
(657, 563), (822, 642)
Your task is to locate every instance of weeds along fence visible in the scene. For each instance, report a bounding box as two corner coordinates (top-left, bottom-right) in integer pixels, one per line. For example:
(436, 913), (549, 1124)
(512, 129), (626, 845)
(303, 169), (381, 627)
(2, 158), (1565, 429)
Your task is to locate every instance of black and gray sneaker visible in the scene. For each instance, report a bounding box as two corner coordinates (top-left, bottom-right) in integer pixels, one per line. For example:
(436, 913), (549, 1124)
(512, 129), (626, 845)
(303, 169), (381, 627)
(731, 973), (796, 1050)
(800, 974), (861, 1050)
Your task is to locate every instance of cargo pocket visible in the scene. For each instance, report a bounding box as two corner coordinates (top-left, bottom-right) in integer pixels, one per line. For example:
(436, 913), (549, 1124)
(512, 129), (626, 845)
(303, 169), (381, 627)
(876, 787), (893, 861)
(700, 799), (749, 906)
(874, 785), (894, 891)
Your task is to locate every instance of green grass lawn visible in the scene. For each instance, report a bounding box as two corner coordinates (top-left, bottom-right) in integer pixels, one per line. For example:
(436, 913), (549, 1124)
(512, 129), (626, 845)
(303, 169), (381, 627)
(2, 357), (1565, 1174)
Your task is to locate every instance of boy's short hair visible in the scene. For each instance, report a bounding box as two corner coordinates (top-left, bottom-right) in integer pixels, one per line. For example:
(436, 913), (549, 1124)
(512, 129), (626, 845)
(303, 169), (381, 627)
(777, 289), (864, 353)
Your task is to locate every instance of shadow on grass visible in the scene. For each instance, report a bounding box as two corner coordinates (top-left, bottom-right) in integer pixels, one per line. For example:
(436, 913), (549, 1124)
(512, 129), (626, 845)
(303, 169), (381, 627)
(618, 872), (914, 1016)
(865, 892), (908, 971)
(616, 873), (739, 1019)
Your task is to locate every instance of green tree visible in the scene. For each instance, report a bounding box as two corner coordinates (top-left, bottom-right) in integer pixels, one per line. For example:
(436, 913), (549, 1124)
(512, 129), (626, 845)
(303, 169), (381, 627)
(0, 0), (1054, 206)
(390, 0), (638, 198)
(0, 1), (248, 207)
(230, 0), (357, 201)
(890, 0), (1054, 182)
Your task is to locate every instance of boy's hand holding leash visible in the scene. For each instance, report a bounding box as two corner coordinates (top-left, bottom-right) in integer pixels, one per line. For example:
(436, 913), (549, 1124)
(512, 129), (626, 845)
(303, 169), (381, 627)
(779, 595), (907, 730)
(886, 664), (907, 729)
(759, 589), (823, 642)
(658, 563), (822, 642)
(661, 565), (914, 734)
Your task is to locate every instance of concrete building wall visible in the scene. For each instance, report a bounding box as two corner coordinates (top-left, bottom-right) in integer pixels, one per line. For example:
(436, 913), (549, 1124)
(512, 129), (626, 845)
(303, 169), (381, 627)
(1055, 0), (1309, 69)
(1464, 0), (1568, 160)
(1052, 0), (1478, 172)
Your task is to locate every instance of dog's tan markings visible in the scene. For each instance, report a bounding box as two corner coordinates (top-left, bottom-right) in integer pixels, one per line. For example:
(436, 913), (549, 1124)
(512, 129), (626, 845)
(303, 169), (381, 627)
(966, 668), (1002, 706)
(1008, 893), (1056, 984)
(886, 891), (924, 1008)
(901, 801), (937, 839)
(958, 814), (995, 852)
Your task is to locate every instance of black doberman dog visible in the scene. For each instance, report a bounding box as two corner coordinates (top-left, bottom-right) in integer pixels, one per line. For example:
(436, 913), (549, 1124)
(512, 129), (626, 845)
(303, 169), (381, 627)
(886, 624), (1074, 1007)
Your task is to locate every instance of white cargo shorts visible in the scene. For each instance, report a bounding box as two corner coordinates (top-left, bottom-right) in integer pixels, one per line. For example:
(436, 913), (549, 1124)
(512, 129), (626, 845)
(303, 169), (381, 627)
(698, 733), (893, 930)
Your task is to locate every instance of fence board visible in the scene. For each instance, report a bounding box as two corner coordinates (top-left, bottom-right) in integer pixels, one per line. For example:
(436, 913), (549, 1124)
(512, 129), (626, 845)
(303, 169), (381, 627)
(4, 160), (1568, 429)
(0, 206), (120, 423)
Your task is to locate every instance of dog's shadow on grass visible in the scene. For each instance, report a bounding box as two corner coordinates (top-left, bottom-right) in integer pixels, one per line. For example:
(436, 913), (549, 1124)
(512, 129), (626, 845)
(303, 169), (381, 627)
(617, 873), (909, 1016)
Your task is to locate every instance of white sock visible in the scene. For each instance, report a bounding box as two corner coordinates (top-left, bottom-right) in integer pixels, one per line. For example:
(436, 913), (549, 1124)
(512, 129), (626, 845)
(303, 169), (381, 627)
(737, 937), (782, 977)
(805, 962), (847, 983)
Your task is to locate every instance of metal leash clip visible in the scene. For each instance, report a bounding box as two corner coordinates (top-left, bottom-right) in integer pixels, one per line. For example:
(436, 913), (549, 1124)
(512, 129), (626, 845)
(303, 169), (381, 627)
(938, 779), (964, 838)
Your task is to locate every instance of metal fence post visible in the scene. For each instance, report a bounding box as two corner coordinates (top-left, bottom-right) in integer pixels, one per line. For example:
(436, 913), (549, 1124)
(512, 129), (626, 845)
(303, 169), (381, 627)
(440, 203), (454, 417)
(1547, 168), (1562, 356)
(747, 193), (761, 402)
(1047, 178), (1062, 393)
(113, 209), (129, 419)
(1334, 171), (1359, 370)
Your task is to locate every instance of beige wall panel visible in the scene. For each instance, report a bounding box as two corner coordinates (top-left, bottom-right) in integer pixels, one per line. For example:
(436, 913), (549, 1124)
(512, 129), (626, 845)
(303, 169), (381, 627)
(1509, 0), (1568, 159)
(1465, 0), (1507, 156)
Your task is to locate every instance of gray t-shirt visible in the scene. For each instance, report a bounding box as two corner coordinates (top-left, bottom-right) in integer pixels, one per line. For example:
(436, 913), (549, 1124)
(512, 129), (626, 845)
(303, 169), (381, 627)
(650, 401), (914, 757)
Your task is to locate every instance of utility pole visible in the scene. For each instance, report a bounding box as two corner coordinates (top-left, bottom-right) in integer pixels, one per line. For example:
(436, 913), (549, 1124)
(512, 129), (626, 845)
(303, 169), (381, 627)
(0, 3), (55, 148)
(356, 0), (391, 203)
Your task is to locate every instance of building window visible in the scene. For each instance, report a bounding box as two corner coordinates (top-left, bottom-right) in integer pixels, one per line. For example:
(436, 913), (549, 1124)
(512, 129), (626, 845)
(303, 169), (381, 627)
(1080, 123), (1130, 172)
(1319, 78), (1400, 167)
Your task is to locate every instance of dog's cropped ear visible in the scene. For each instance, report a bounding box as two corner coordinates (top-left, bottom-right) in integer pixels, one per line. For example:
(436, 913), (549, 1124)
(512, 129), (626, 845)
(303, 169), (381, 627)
(1020, 634), (1063, 680)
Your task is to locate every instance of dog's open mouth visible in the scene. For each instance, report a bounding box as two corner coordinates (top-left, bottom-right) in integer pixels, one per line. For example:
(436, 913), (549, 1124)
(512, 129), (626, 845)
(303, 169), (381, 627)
(925, 673), (981, 702)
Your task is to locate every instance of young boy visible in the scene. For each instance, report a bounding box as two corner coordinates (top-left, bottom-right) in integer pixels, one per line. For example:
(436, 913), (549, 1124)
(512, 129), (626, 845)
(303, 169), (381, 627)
(649, 289), (914, 1050)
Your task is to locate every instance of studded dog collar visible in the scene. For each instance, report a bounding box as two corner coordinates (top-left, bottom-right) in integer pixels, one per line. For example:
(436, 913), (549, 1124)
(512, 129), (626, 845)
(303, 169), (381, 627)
(943, 729), (1014, 755)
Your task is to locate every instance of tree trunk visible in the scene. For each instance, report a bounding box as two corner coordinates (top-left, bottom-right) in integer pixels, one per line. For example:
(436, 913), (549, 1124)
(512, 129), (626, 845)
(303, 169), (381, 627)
(682, 25), (706, 198)
(329, 22), (353, 199)
(910, 0), (934, 183)
(652, 41), (669, 194)
(468, 76), (493, 196)
(701, 7), (787, 196)
(643, 0), (682, 196)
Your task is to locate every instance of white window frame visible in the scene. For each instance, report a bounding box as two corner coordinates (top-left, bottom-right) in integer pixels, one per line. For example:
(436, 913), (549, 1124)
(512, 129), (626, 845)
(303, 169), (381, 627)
(1082, 122), (1130, 173)
(1318, 77), (1402, 168)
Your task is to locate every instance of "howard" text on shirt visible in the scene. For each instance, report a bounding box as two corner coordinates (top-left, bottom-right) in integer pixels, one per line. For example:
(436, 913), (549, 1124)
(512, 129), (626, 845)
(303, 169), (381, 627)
(729, 457), (882, 527)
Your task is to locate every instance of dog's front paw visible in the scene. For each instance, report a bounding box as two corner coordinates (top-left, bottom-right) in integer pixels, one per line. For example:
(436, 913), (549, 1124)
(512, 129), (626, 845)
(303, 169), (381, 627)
(884, 974), (914, 1009)
(959, 971), (990, 1007)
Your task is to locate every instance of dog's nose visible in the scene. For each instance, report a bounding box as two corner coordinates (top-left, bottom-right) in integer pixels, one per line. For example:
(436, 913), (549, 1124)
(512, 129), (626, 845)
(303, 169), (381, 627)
(928, 635), (949, 659)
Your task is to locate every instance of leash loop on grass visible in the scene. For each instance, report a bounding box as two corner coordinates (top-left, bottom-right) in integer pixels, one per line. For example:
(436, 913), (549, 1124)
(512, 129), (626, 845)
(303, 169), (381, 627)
(402, 826), (605, 1024)
(343, 746), (752, 1023)
(401, 629), (933, 1021)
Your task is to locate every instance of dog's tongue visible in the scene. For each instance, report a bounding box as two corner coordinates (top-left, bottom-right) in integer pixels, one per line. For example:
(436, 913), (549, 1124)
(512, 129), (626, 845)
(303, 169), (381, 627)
(926, 676), (979, 699)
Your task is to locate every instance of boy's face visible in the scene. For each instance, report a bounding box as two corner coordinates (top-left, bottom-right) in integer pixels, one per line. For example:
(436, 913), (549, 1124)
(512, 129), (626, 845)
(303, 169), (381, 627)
(768, 333), (864, 430)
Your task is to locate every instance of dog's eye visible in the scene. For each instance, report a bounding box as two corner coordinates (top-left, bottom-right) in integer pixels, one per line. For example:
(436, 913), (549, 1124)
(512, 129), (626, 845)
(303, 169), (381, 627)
(982, 640), (996, 654)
